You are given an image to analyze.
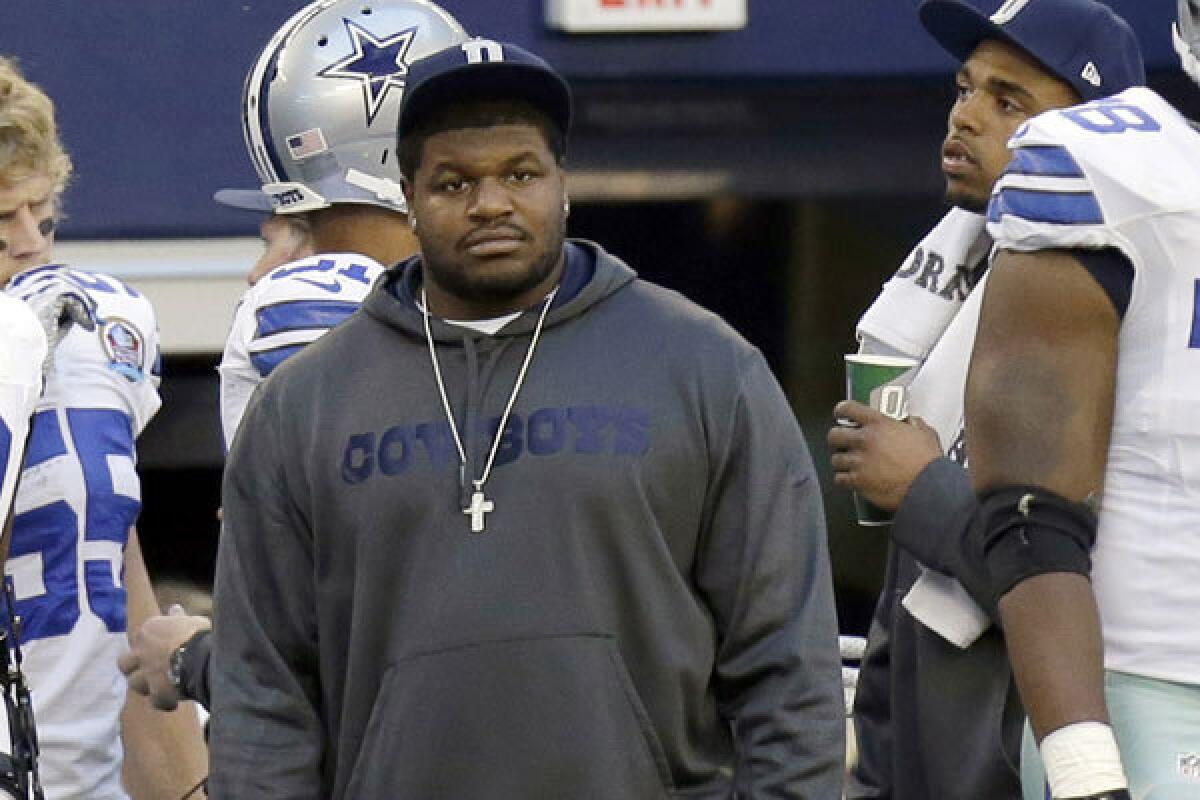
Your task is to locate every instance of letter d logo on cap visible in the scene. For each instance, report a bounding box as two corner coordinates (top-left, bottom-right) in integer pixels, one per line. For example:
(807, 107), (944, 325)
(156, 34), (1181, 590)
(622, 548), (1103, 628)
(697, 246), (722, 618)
(462, 39), (504, 64)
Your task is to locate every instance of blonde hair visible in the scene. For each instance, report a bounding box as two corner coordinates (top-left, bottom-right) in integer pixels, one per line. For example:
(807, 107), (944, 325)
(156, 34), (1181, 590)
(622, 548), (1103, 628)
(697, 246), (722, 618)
(0, 57), (71, 192)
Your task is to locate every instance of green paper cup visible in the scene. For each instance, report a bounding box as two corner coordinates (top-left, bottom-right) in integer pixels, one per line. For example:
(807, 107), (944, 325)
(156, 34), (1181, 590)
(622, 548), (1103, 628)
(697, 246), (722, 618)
(844, 353), (919, 526)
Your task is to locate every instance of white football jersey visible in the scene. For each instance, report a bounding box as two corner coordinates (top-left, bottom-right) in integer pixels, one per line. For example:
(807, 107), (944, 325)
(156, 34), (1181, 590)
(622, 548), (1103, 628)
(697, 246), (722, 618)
(0, 296), (47, 530)
(988, 87), (1200, 686)
(218, 252), (384, 448)
(3, 265), (161, 799)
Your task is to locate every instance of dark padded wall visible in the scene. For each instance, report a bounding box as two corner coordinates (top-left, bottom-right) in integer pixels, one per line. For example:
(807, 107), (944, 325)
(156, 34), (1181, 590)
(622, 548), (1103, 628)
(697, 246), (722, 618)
(0, 0), (1179, 237)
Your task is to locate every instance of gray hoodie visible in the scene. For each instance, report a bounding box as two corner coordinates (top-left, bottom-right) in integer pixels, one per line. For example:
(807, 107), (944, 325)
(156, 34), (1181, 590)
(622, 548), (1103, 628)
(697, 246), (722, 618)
(209, 240), (844, 799)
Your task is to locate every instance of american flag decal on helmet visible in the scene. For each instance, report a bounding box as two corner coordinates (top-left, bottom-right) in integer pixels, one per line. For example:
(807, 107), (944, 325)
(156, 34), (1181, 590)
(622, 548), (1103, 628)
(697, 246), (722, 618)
(286, 128), (329, 160)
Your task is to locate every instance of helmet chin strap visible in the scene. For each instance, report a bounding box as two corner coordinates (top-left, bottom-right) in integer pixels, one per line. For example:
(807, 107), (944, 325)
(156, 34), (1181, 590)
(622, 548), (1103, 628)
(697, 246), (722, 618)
(260, 182), (329, 214)
(259, 171), (408, 215)
(1174, 21), (1200, 86)
(344, 169), (408, 211)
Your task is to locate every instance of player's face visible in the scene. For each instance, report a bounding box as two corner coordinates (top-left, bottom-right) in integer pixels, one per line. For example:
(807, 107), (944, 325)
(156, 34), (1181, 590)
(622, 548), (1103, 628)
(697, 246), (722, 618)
(942, 39), (1080, 212)
(248, 215), (315, 286)
(0, 171), (57, 287)
(406, 123), (567, 320)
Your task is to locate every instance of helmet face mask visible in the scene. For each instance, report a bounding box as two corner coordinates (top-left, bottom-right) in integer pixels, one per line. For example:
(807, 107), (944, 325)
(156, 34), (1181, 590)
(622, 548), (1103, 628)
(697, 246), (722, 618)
(241, 0), (468, 215)
(1175, 0), (1200, 86)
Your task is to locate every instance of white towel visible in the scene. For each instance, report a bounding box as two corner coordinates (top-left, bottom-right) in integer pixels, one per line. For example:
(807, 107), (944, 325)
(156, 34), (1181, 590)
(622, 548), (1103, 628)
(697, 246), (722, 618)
(857, 207), (989, 361)
(901, 276), (993, 648)
(855, 208), (994, 649)
(1, 295), (47, 526)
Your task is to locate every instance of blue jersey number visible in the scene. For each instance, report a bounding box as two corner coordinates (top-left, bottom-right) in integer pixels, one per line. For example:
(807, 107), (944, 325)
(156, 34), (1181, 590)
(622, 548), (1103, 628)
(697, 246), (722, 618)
(1191, 281), (1200, 349)
(10, 408), (136, 642)
(69, 271), (139, 298)
(1062, 102), (1161, 134)
(271, 258), (374, 285)
(0, 417), (10, 498)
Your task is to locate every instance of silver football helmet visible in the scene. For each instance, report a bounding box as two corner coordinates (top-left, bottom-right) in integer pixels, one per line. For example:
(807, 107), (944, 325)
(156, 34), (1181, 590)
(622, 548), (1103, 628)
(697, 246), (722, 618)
(220, 0), (468, 215)
(1175, 0), (1200, 87)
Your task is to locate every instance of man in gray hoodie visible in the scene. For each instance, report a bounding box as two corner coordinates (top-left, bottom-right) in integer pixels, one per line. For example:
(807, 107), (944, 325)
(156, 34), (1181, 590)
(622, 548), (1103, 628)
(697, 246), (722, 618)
(208, 38), (843, 800)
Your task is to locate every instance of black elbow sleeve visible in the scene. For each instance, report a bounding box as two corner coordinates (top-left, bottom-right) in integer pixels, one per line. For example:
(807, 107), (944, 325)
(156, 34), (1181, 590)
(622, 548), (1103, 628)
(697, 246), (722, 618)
(181, 629), (213, 711)
(969, 485), (1098, 604)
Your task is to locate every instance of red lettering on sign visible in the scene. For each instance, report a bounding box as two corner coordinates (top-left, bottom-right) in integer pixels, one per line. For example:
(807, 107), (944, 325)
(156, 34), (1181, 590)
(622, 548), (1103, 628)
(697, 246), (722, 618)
(599, 0), (716, 8)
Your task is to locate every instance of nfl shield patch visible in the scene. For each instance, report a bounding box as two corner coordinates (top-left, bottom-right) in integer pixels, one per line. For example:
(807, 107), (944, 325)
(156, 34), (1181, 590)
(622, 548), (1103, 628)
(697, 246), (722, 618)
(100, 317), (146, 382)
(1180, 752), (1200, 780)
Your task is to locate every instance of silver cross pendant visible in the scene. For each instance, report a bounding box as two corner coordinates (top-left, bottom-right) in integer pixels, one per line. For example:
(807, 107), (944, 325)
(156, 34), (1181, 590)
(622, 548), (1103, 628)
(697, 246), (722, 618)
(463, 487), (494, 533)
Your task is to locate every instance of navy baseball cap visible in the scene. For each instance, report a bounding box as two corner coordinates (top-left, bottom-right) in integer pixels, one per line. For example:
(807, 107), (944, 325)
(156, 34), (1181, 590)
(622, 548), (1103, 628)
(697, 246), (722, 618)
(397, 39), (572, 141)
(919, 0), (1145, 102)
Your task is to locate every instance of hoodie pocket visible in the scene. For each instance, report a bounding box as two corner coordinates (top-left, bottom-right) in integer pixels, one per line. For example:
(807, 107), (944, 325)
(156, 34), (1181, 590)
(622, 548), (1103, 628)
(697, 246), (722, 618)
(343, 632), (675, 800)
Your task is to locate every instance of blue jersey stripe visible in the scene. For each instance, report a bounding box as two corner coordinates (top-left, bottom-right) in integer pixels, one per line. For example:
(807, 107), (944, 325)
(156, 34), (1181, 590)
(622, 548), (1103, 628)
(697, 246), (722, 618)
(25, 410), (66, 468)
(1191, 280), (1200, 349)
(254, 36), (290, 183)
(6, 264), (66, 289)
(254, 299), (359, 339)
(0, 418), (10, 492)
(251, 344), (307, 377)
(987, 187), (1104, 226)
(1005, 145), (1086, 178)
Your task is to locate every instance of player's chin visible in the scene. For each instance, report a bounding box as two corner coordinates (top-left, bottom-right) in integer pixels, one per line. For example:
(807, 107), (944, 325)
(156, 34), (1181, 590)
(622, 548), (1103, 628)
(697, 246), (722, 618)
(461, 262), (546, 299)
(0, 260), (39, 288)
(467, 255), (534, 283)
(943, 182), (989, 214)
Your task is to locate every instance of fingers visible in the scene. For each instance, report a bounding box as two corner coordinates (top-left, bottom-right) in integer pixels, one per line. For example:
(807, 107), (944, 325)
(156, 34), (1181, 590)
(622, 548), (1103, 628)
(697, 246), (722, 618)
(119, 647), (153, 697)
(13, 273), (99, 337)
(122, 650), (182, 708)
(832, 474), (859, 493)
(150, 692), (180, 712)
(126, 669), (151, 697)
(62, 294), (97, 332)
(827, 423), (862, 451)
(828, 421), (863, 488)
(832, 399), (890, 426)
(832, 400), (866, 424)
(829, 451), (858, 474)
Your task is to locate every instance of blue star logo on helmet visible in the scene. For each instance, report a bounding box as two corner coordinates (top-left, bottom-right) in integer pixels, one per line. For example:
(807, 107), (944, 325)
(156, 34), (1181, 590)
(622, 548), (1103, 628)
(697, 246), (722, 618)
(317, 19), (417, 126)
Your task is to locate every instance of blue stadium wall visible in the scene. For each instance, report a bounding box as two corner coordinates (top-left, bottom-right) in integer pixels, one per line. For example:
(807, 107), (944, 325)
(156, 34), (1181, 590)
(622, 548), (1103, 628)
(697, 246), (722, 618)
(0, 0), (1181, 238)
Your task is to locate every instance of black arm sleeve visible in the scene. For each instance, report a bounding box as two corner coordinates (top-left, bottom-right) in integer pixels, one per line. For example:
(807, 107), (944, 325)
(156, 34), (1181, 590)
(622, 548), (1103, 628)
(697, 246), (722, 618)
(889, 457), (996, 618)
(1071, 247), (1133, 320)
(180, 629), (213, 710)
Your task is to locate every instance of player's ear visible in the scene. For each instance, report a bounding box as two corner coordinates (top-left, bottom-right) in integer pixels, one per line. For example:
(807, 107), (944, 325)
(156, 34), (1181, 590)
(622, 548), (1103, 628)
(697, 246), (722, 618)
(402, 180), (415, 223)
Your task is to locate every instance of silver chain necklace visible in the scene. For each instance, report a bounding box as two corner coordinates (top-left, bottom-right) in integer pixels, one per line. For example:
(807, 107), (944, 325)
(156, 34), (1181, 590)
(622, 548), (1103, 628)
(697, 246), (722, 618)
(421, 286), (557, 533)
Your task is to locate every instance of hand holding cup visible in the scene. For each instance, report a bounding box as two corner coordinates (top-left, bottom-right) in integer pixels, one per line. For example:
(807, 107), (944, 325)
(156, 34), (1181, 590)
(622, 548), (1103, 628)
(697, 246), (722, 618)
(831, 354), (933, 524)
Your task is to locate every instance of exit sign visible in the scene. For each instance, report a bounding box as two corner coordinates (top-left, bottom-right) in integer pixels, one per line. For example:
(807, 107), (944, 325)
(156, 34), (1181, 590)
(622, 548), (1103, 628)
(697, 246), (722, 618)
(545, 0), (747, 32)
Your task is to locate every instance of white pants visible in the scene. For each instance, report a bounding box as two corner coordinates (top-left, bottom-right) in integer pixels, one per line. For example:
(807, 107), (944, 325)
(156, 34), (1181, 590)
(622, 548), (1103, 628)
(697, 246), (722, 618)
(1021, 670), (1200, 799)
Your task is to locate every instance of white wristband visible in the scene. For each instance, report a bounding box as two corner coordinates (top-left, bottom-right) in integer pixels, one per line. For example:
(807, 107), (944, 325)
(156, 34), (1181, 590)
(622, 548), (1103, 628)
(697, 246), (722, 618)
(1040, 721), (1127, 798)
